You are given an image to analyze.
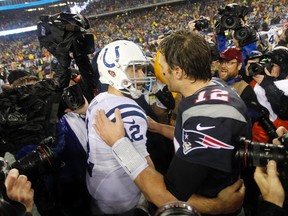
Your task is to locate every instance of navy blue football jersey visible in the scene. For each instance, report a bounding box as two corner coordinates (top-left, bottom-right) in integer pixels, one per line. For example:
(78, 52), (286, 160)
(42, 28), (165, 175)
(165, 79), (249, 201)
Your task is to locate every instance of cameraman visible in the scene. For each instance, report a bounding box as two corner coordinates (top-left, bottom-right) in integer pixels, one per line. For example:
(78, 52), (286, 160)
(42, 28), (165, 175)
(187, 17), (209, 34)
(1, 169), (34, 216)
(254, 126), (288, 216)
(252, 46), (288, 123)
(216, 4), (258, 76)
(244, 49), (288, 143)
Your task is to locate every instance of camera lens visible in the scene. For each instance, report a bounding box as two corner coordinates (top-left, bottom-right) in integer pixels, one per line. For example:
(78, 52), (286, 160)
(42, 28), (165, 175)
(234, 27), (249, 40)
(248, 63), (265, 76)
(222, 15), (238, 29)
(235, 137), (288, 168)
(155, 201), (200, 216)
(10, 145), (61, 176)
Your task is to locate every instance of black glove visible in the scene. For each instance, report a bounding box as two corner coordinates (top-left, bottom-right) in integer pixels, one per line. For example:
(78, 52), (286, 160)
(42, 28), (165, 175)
(155, 85), (175, 110)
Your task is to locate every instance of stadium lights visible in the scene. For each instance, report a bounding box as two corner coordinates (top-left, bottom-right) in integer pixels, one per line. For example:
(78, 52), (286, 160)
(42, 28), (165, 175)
(0, 26), (37, 36)
(0, 0), (60, 11)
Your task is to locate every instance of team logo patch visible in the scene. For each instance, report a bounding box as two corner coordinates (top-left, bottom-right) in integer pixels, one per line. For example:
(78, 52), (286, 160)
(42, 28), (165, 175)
(182, 129), (234, 155)
(103, 45), (120, 68)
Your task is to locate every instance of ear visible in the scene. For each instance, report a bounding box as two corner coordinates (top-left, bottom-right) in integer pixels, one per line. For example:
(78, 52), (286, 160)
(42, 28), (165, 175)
(175, 66), (185, 79)
(237, 62), (242, 71)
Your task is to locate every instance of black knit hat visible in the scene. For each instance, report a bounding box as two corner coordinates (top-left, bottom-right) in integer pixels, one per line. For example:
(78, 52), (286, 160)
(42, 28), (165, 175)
(7, 70), (29, 85)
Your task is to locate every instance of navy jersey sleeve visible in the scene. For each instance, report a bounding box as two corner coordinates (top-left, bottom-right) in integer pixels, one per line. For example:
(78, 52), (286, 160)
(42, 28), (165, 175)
(257, 201), (286, 216)
(164, 154), (237, 200)
(179, 112), (238, 172)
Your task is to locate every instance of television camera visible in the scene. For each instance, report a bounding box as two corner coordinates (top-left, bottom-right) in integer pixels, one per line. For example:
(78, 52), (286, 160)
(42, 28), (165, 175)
(37, 12), (95, 65)
(218, 3), (250, 30)
(217, 3), (258, 47)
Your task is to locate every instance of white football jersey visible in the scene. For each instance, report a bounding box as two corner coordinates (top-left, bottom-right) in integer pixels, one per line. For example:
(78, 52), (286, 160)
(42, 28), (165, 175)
(259, 28), (278, 48)
(85, 92), (149, 214)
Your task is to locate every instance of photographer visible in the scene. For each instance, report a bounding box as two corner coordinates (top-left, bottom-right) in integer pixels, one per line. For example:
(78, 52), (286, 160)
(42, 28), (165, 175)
(253, 126), (288, 216)
(251, 46), (288, 122)
(216, 3), (258, 76)
(1, 169), (34, 216)
(187, 17), (209, 33)
(217, 48), (264, 134)
(52, 83), (92, 216)
(243, 50), (288, 143)
(0, 12), (98, 216)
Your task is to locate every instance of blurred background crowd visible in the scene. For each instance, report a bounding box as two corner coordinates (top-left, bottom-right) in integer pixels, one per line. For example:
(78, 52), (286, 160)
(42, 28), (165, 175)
(0, 0), (288, 79)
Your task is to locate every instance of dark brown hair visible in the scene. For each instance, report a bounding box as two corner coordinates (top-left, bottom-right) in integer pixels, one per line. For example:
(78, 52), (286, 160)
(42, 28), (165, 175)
(159, 30), (211, 81)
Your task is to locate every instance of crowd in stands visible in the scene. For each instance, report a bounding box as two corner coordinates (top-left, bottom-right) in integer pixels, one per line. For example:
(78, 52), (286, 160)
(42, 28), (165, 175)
(1, 0), (288, 215)
(0, 0), (288, 73)
(0, 0), (171, 30)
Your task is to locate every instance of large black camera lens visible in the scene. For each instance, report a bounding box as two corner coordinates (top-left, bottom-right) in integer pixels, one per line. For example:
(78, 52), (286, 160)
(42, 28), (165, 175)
(10, 145), (61, 176)
(234, 26), (258, 47)
(248, 62), (265, 76)
(235, 137), (288, 168)
(221, 15), (239, 29)
(248, 57), (274, 76)
(234, 26), (249, 40)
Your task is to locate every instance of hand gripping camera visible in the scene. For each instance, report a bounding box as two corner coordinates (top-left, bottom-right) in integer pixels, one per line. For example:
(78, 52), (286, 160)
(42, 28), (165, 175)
(0, 137), (61, 181)
(248, 57), (274, 76)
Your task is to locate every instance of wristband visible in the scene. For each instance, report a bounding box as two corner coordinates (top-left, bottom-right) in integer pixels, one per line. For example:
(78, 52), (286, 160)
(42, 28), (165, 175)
(112, 137), (148, 180)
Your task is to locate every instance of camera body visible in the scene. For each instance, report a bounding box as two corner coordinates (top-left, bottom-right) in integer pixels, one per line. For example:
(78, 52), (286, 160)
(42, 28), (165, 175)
(234, 133), (288, 168)
(37, 12), (95, 60)
(217, 4), (257, 47)
(218, 4), (249, 30)
(234, 26), (258, 47)
(194, 17), (209, 31)
(62, 84), (85, 111)
(248, 57), (273, 76)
